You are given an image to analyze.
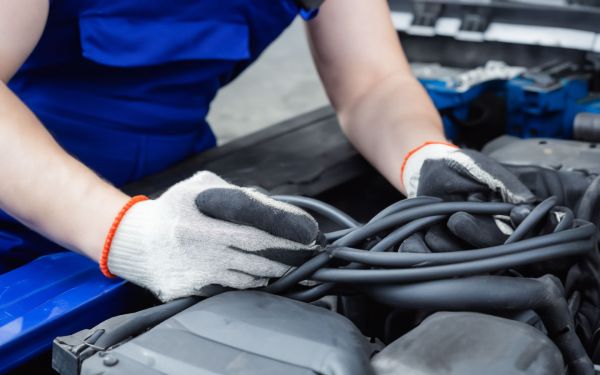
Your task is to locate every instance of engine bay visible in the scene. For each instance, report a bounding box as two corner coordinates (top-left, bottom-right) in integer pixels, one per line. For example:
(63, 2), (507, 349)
(52, 132), (600, 374)
(6, 1), (600, 373)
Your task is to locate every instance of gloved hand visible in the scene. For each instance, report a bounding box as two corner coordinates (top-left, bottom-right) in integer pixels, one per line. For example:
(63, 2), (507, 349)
(102, 171), (319, 302)
(401, 142), (536, 204)
(400, 142), (536, 251)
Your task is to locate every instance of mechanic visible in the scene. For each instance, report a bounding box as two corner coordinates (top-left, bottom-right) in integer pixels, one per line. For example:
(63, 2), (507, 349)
(0, 0), (535, 301)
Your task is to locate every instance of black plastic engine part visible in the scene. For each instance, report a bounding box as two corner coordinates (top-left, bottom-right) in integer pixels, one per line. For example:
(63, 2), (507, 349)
(371, 311), (565, 375)
(78, 291), (376, 375)
(365, 275), (591, 374)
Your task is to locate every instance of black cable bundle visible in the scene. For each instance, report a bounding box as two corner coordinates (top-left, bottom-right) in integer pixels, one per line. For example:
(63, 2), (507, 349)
(268, 195), (599, 375)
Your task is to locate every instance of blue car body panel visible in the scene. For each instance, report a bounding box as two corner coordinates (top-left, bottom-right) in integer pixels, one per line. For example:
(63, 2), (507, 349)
(0, 252), (137, 373)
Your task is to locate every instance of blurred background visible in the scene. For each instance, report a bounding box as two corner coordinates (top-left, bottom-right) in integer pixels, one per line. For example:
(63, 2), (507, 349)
(209, 19), (329, 145)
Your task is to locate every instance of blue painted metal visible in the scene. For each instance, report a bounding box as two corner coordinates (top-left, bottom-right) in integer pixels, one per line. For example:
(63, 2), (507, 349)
(574, 95), (600, 118)
(420, 68), (594, 141)
(506, 75), (589, 139)
(420, 77), (506, 140)
(0, 252), (137, 373)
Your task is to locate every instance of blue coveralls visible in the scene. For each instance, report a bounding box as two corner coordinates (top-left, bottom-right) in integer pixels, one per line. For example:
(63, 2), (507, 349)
(2, 0), (317, 271)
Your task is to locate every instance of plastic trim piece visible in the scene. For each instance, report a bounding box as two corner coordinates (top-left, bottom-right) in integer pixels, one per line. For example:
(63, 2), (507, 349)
(390, 10), (600, 52)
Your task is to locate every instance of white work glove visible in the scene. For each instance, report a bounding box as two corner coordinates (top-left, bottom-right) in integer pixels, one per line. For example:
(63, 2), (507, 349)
(106, 171), (319, 302)
(401, 142), (535, 204)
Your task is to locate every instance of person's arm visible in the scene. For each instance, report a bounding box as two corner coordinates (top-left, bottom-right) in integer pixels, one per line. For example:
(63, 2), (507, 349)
(306, 0), (447, 193)
(0, 1), (320, 301)
(0, 0), (129, 261)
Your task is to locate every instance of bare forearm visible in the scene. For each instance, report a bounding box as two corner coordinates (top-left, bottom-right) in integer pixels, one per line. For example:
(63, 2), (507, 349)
(338, 73), (446, 193)
(0, 82), (128, 261)
(307, 0), (448, 194)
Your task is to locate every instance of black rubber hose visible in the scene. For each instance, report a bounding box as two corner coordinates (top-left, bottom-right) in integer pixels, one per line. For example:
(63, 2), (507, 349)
(273, 195), (360, 229)
(311, 238), (595, 284)
(324, 197), (442, 241)
(505, 196), (557, 244)
(334, 202), (514, 247)
(264, 251), (331, 294)
(331, 222), (595, 267)
(576, 175), (600, 222)
(294, 236), (594, 301)
(368, 215), (447, 253)
(276, 202), (514, 301)
(272, 203), (512, 296)
(363, 275), (593, 375)
(541, 167), (566, 205)
(368, 196), (442, 223)
(89, 297), (199, 350)
(553, 206), (574, 233)
(325, 228), (353, 241)
(284, 282), (335, 301)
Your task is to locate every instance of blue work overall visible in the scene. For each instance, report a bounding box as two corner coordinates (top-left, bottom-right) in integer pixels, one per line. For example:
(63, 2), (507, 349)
(1, 0), (318, 271)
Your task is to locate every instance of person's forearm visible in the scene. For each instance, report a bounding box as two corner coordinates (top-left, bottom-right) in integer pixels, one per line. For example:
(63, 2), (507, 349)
(306, 0), (447, 194)
(337, 73), (446, 193)
(0, 82), (129, 261)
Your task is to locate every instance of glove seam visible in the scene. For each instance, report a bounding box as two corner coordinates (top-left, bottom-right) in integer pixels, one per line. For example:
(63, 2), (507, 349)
(400, 141), (458, 188)
(100, 195), (149, 278)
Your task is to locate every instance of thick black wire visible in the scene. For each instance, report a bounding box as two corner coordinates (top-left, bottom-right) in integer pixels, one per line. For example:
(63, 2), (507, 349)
(311, 239), (594, 284)
(325, 228), (353, 241)
(284, 283), (336, 301)
(367, 196), (442, 223)
(505, 196), (557, 244)
(268, 202), (513, 295)
(331, 222), (595, 267)
(270, 197), (591, 303)
(576, 175), (600, 222)
(279, 216), (448, 297)
(264, 252), (331, 294)
(333, 201), (514, 247)
(554, 206), (575, 233)
(273, 195), (361, 229)
(368, 215), (446, 252)
(325, 197), (444, 241)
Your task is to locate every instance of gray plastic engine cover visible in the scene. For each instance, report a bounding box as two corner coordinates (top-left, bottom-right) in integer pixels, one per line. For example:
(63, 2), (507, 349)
(372, 312), (564, 375)
(81, 291), (374, 375)
(483, 135), (600, 174)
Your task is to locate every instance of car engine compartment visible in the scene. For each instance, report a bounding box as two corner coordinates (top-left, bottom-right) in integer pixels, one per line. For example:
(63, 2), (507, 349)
(53, 134), (600, 375)
(7, 2), (600, 373)
(29, 52), (600, 373)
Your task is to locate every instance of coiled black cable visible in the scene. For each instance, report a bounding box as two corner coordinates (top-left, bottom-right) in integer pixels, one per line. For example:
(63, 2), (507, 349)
(272, 195), (360, 229)
(270, 196), (592, 296)
(330, 222), (595, 267)
(266, 201), (514, 294)
(313, 238), (593, 284)
(505, 196), (556, 244)
(268, 194), (598, 374)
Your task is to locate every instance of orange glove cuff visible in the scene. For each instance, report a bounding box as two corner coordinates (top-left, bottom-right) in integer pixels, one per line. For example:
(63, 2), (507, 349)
(100, 195), (149, 278)
(400, 141), (458, 188)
